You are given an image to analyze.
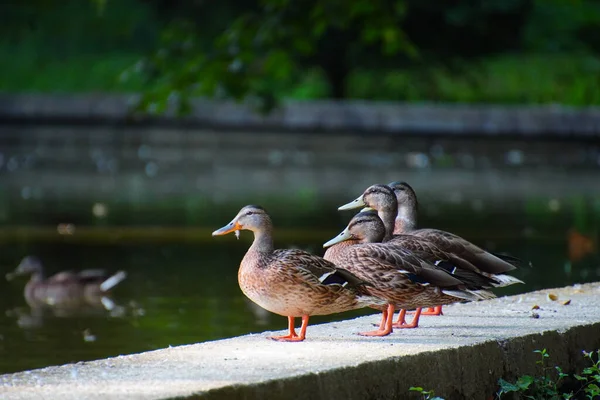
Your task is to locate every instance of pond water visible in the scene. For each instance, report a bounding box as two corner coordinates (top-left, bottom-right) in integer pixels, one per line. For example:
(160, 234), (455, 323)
(0, 176), (599, 375)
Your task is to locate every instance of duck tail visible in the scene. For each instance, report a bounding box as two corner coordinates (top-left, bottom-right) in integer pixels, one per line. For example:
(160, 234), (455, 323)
(358, 295), (388, 308)
(491, 252), (533, 269)
(100, 271), (127, 292)
(442, 289), (496, 301)
(490, 273), (524, 287)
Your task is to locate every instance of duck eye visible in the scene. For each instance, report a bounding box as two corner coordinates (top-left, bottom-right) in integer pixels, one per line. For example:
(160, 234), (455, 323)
(245, 211), (254, 216)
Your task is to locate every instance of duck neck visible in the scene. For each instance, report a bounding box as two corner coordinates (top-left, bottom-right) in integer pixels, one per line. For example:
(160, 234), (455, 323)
(395, 205), (418, 233)
(30, 272), (44, 282)
(247, 228), (275, 258)
(27, 266), (44, 283)
(378, 207), (397, 242)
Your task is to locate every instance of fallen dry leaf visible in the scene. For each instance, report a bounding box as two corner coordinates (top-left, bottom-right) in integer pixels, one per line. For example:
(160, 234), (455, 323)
(562, 299), (571, 305)
(531, 305), (540, 310)
(547, 293), (558, 301)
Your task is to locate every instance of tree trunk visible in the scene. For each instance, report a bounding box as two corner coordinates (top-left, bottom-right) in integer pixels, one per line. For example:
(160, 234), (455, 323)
(318, 30), (349, 99)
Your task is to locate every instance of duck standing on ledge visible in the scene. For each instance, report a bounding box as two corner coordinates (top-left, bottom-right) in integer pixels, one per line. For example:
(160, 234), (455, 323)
(212, 205), (386, 342)
(339, 184), (523, 323)
(388, 180), (525, 317)
(324, 210), (496, 336)
(6, 256), (127, 312)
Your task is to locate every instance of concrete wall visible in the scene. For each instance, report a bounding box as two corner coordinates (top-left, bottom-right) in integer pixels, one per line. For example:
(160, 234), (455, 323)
(2, 94), (600, 136)
(1, 283), (599, 400)
(1, 94), (599, 205)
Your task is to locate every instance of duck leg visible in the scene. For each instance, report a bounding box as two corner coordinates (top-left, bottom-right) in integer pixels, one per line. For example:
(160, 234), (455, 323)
(375, 308), (389, 330)
(393, 309), (407, 326)
(270, 316), (298, 341)
(407, 305), (443, 316)
(393, 307), (422, 329)
(270, 315), (309, 342)
(421, 305), (443, 316)
(360, 304), (394, 336)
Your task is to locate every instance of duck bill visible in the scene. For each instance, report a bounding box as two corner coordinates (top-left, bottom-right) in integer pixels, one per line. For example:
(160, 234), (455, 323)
(211, 221), (242, 237)
(338, 196), (365, 211)
(323, 228), (353, 248)
(360, 206), (375, 212)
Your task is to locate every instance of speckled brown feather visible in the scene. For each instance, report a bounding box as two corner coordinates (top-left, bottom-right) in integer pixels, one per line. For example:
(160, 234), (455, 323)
(388, 181), (522, 275)
(410, 229), (517, 274)
(214, 205), (387, 319)
(239, 248), (383, 317)
(325, 242), (491, 311)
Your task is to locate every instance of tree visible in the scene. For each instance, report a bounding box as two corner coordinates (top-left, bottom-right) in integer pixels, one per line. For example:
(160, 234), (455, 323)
(120, 0), (600, 113)
(125, 0), (415, 114)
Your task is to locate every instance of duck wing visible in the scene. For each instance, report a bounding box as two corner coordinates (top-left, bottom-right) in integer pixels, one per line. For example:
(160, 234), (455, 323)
(388, 235), (510, 288)
(272, 249), (371, 289)
(412, 229), (519, 274)
(350, 244), (466, 289)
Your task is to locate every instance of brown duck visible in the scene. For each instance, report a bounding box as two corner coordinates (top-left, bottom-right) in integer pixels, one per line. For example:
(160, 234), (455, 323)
(387, 181), (527, 273)
(6, 256), (127, 312)
(212, 205), (386, 342)
(323, 210), (496, 336)
(339, 184), (523, 321)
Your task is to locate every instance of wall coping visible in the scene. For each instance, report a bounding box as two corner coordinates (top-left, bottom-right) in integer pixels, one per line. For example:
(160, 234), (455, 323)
(1, 282), (600, 400)
(1, 93), (600, 137)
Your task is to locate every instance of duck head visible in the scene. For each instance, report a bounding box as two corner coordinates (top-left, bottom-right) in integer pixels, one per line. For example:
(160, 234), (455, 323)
(388, 181), (418, 209)
(212, 205), (272, 238)
(6, 256), (43, 281)
(338, 184), (397, 213)
(323, 210), (386, 248)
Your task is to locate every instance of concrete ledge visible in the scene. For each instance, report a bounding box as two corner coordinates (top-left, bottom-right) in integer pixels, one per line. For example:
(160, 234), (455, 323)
(2, 283), (600, 400)
(1, 94), (600, 136)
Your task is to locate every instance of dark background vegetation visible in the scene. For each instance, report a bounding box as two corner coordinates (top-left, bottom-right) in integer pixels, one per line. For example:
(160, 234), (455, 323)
(2, 0), (600, 111)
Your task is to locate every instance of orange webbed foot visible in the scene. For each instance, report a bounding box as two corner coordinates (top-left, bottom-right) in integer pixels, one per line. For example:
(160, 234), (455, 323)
(269, 334), (305, 342)
(270, 315), (308, 342)
(421, 306), (443, 316)
(360, 304), (394, 336)
(407, 306), (443, 316)
(358, 328), (392, 337)
(392, 320), (419, 329)
(393, 308), (421, 329)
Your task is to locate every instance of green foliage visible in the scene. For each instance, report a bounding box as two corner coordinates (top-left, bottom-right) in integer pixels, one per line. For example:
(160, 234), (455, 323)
(409, 386), (445, 400)
(349, 53), (600, 105)
(3, 0), (600, 108)
(497, 349), (600, 400)
(125, 0), (414, 114)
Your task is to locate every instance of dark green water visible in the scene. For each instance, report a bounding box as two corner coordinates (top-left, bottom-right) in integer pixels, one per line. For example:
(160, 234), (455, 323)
(0, 194), (599, 375)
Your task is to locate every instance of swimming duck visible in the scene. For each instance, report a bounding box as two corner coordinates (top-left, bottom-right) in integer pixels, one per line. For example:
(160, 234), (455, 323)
(212, 205), (386, 342)
(323, 210), (496, 336)
(6, 256), (127, 311)
(339, 184), (523, 320)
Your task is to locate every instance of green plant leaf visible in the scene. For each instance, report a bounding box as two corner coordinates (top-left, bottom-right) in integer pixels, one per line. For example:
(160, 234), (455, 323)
(517, 375), (534, 390)
(497, 378), (520, 393)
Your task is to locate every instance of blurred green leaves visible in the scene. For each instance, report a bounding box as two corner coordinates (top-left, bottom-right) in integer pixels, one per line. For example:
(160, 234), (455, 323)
(124, 0), (415, 114)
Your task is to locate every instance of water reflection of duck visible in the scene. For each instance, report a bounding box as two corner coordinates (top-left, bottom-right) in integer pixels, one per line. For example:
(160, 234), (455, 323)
(339, 182), (526, 321)
(323, 210), (497, 336)
(212, 205), (386, 342)
(5, 256), (127, 312)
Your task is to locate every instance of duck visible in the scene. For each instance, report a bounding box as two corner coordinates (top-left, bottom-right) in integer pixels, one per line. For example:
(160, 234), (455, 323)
(340, 183), (524, 319)
(212, 205), (386, 342)
(323, 209), (496, 336)
(6, 256), (127, 312)
(387, 181), (527, 273)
